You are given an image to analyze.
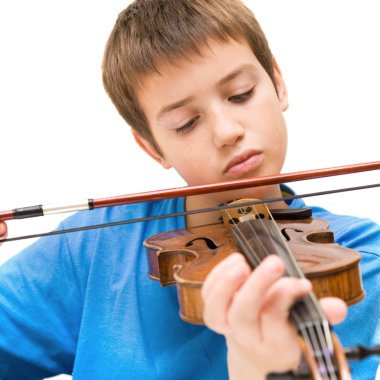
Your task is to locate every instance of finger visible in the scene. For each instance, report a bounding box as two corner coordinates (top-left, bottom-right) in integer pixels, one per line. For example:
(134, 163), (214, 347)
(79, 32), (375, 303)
(201, 253), (248, 299)
(261, 276), (312, 319)
(319, 297), (347, 325)
(202, 253), (250, 333)
(0, 221), (7, 240)
(227, 255), (288, 326)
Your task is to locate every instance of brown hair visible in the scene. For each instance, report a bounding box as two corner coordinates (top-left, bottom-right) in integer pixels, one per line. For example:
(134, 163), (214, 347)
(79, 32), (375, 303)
(102, 0), (275, 155)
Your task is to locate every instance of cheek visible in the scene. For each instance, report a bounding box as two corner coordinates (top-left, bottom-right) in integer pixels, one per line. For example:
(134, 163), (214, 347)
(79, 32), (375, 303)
(273, 119), (287, 144)
(251, 100), (287, 160)
(269, 122), (288, 172)
(163, 147), (197, 174)
(168, 149), (216, 185)
(270, 123), (288, 160)
(261, 98), (288, 143)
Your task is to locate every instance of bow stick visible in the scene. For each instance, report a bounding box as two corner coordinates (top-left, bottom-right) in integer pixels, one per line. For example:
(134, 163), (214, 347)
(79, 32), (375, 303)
(1, 161), (379, 222)
(0, 161), (379, 243)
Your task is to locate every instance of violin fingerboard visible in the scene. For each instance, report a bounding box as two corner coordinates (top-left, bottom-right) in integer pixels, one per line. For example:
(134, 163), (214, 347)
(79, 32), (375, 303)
(232, 219), (340, 379)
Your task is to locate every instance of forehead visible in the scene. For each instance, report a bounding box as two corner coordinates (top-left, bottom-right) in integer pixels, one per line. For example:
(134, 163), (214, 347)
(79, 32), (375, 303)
(136, 39), (263, 117)
(140, 38), (258, 86)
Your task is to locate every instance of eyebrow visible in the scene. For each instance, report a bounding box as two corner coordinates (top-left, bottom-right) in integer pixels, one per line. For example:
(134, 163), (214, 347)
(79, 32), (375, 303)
(219, 64), (256, 86)
(157, 96), (195, 121)
(157, 64), (256, 120)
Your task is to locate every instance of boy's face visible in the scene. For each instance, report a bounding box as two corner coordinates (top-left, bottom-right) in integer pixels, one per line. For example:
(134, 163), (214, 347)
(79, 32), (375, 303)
(136, 39), (288, 202)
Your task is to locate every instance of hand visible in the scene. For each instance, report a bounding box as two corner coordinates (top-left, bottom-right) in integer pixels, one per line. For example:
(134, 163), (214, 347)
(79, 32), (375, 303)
(0, 220), (8, 245)
(201, 253), (347, 380)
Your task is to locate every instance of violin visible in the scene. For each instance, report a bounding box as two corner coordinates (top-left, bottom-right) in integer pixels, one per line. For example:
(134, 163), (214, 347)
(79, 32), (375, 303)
(145, 200), (364, 325)
(145, 199), (363, 379)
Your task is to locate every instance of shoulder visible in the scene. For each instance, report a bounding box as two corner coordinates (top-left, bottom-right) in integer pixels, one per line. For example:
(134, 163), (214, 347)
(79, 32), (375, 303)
(2, 198), (186, 271)
(283, 185), (380, 255)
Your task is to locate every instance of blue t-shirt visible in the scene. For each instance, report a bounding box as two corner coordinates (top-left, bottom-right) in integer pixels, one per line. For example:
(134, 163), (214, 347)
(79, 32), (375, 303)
(0, 187), (379, 379)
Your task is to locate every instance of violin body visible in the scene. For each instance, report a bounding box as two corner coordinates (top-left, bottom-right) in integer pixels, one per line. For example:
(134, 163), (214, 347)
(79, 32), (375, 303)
(145, 214), (364, 325)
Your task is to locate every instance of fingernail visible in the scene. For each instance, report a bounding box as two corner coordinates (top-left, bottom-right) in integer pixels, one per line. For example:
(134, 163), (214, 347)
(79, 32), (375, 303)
(263, 255), (284, 276)
(227, 258), (248, 280)
(228, 253), (243, 263)
(300, 278), (312, 292)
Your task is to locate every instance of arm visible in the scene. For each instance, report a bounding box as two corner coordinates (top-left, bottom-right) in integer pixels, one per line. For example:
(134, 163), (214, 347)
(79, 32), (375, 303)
(201, 253), (347, 380)
(0, 223), (82, 379)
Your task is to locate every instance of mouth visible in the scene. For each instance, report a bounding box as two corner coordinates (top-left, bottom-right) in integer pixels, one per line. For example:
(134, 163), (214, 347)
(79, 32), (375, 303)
(223, 150), (263, 178)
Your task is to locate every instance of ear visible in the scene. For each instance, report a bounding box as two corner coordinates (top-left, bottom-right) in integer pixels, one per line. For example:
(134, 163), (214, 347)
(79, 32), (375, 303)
(272, 58), (289, 112)
(132, 130), (172, 169)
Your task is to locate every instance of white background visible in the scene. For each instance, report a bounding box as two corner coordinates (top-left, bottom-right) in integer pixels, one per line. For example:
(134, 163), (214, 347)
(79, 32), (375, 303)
(1, 0), (379, 266)
(0, 1), (379, 377)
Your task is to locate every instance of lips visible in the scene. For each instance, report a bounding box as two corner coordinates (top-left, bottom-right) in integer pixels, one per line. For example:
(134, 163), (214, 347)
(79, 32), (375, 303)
(223, 150), (263, 177)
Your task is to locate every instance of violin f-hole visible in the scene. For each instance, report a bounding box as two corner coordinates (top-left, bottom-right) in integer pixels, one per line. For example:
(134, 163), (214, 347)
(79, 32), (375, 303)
(185, 237), (220, 250)
(281, 227), (303, 241)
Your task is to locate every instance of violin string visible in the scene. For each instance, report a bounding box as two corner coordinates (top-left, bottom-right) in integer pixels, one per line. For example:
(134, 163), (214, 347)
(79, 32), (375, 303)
(1, 182), (379, 243)
(227, 209), (328, 376)
(292, 314), (337, 380)
(224, 207), (313, 374)
(306, 294), (336, 366)
(249, 210), (335, 379)
(294, 303), (337, 380)
(257, 212), (336, 374)
(258, 211), (337, 379)
(226, 205), (336, 378)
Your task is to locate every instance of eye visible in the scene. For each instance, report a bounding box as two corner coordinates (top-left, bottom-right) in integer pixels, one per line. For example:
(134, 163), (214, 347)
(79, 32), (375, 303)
(175, 116), (200, 135)
(228, 88), (254, 103)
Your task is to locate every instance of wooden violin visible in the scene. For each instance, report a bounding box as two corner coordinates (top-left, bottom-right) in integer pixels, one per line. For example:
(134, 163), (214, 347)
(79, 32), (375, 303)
(145, 199), (364, 325)
(145, 199), (364, 379)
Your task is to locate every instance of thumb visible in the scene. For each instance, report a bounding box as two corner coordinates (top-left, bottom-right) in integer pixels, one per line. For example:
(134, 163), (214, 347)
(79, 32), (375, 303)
(0, 221), (8, 239)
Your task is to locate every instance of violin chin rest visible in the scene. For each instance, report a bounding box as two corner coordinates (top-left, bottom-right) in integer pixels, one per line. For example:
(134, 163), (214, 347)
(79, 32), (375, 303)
(271, 208), (312, 220)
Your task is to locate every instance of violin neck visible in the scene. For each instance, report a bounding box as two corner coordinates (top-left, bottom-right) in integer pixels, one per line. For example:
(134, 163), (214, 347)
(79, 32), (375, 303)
(231, 217), (341, 379)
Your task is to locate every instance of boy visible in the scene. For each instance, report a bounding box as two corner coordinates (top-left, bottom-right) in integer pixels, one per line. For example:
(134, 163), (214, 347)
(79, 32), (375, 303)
(0, 0), (379, 379)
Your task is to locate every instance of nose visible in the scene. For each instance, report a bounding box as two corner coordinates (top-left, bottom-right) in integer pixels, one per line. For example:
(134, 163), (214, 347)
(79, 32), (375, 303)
(210, 108), (244, 149)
